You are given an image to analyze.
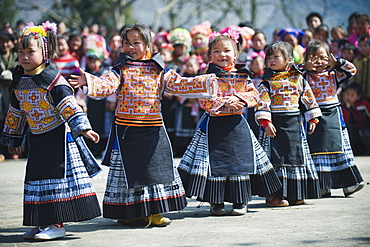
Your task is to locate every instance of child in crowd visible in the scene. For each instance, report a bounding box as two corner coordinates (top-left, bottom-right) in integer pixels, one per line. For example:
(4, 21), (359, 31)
(306, 12), (323, 33)
(246, 55), (265, 137)
(84, 49), (111, 157)
(351, 35), (370, 101)
(170, 28), (192, 70)
(68, 32), (85, 64)
(173, 56), (201, 157)
(330, 26), (346, 58)
(303, 40), (364, 197)
(348, 12), (370, 48)
(341, 41), (357, 62)
(341, 82), (370, 155)
(0, 21), (101, 240)
(0, 31), (19, 160)
(301, 29), (314, 48)
(53, 35), (80, 79)
(255, 41), (322, 207)
(190, 21), (212, 62)
(313, 24), (330, 45)
(278, 28), (305, 64)
(159, 43), (178, 149)
(245, 30), (267, 64)
(178, 30), (281, 216)
(69, 23), (217, 227)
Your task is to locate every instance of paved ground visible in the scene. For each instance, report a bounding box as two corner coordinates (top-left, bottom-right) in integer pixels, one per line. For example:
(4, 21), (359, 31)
(0, 157), (369, 247)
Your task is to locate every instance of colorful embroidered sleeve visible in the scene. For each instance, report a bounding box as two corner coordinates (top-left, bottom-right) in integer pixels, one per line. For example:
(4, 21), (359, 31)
(85, 69), (121, 98)
(55, 95), (92, 138)
(163, 69), (217, 98)
(300, 79), (322, 121)
(234, 81), (259, 108)
(255, 82), (272, 123)
(198, 96), (227, 115)
(0, 95), (27, 147)
(335, 58), (357, 84)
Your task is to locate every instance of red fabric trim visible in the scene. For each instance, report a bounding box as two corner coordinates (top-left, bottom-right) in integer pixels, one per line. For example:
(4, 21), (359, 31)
(260, 119), (271, 128)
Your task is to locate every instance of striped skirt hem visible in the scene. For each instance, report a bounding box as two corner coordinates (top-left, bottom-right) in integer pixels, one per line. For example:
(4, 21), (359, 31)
(311, 128), (364, 189)
(23, 141), (101, 226)
(103, 149), (187, 220)
(259, 125), (321, 200)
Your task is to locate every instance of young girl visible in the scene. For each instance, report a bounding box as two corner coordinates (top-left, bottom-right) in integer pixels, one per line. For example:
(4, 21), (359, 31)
(255, 41), (322, 207)
(178, 30), (281, 216)
(246, 55), (265, 137)
(303, 40), (364, 197)
(245, 30), (267, 64)
(53, 35), (80, 80)
(0, 21), (102, 240)
(69, 23), (217, 227)
(172, 56), (201, 157)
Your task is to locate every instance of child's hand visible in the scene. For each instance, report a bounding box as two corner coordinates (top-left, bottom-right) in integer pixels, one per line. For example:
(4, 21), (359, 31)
(82, 130), (100, 143)
(307, 122), (317, 135)
(69, 68), (87, 88)
(8, 146), (24, 155)
(304, 55), (318, 72)
(265, 122), (277, 138)
(224, 96), (244, 110)
(326, 53), (338, 71)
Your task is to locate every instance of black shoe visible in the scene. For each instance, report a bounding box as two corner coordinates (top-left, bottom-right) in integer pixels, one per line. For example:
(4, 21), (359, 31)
(210, 203), (226, 216)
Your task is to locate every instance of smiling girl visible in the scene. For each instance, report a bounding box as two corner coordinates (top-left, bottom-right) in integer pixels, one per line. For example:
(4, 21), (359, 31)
(178, 30), (281, 216)
(69, 23), (217, 227)
(255, 41), (322, 207)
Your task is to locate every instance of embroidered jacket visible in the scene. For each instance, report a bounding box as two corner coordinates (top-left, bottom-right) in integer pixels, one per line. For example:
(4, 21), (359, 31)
(199, 63), (259, 116)
(304, 58), (356, 108)
(84, 53), (216, 127)
(1, 64), (91, 147)
(255, 67), (321, 123)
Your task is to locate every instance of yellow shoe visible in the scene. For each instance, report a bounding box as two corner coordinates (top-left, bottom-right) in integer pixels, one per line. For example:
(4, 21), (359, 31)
(144, 214), (171, 227)
(0, 154), (5, 162)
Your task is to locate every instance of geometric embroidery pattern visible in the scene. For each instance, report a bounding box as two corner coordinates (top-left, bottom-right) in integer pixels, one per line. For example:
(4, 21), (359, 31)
(199, 72), (258, 116)
(87, 61), (214, 125)
(255, 70), (320, 122)
(13, 79), (64, 134)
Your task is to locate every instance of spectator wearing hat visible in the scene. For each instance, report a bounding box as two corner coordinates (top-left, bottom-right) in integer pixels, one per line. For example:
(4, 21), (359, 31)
(85, 49), (111, 158)
(190, 21), (212, 72)
(170, 28), (192, 70)
(278, 28), (305, 64)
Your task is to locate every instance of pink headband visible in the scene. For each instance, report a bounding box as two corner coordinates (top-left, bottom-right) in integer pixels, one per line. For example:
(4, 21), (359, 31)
(208, 29), (240, 44)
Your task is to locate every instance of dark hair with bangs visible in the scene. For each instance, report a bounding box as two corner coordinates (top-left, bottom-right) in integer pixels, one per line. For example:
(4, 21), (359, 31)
(207, 35), (239, 58)
(120, 23), (152, 52)
(264, 41), (293, 67)
(19, 30), (58, 60)
(304, 40), (329, 63)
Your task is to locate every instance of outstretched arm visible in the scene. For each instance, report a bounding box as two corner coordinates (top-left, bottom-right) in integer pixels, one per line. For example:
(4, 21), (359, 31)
(69, 68), (87, 88)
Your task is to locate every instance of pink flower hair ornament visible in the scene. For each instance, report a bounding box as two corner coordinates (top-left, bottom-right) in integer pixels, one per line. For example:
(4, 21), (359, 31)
(208, 29), (240, 44)
(22, 21), (57, 38)
(21, 21), (57, 63)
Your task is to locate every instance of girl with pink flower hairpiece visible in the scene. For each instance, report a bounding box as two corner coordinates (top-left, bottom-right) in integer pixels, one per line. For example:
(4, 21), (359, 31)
(178, 29), (281, 217)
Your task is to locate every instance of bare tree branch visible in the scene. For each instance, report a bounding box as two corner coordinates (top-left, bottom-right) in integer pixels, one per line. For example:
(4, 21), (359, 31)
(152, 0), (178, 31)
